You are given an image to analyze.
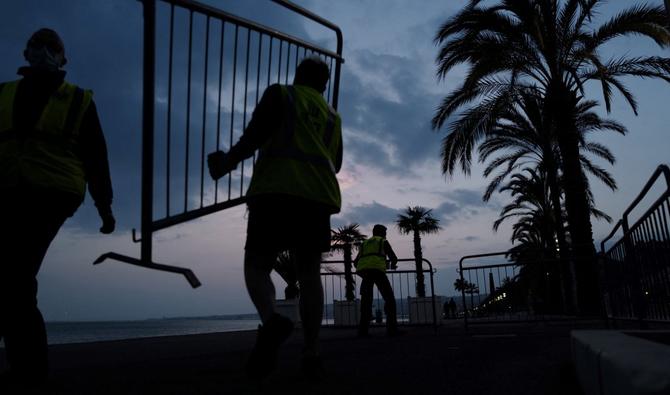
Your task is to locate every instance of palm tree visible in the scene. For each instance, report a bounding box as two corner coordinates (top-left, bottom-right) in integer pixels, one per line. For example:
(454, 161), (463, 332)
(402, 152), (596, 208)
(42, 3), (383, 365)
(274, 250), (298, 299)
(480, 91), (624, 312)
(454, 278), (479, 311)
(330, 224), (367, 301)
(433, 0), (670, 313)
(396, 206), (441, 297)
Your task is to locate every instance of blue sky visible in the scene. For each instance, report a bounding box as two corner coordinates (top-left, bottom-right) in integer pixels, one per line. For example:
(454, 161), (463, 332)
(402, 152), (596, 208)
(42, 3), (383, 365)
(2, 0), (669, 321)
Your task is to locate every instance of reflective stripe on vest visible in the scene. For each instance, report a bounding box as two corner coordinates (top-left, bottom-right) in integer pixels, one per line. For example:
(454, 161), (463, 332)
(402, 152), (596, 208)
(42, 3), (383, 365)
(0, 79), (92, 198)
(356, 236), (387, 272)
(247, 84), (342, 212)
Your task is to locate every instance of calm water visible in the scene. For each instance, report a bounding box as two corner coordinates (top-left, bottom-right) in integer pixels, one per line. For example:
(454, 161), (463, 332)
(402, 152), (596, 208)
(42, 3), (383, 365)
(0, 318), (261, 347)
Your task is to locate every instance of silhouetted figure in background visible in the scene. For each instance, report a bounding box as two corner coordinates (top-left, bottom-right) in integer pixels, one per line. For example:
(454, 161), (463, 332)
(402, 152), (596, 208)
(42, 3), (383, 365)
(355, 224), (402, 336)
(208, 56), (342, 379)
(448, 297), (457, 319)
(0, 29), (115, 386)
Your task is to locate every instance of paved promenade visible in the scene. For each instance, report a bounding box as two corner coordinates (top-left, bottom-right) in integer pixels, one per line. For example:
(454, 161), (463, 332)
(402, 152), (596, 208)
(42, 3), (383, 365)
(1, 320), (599, 394)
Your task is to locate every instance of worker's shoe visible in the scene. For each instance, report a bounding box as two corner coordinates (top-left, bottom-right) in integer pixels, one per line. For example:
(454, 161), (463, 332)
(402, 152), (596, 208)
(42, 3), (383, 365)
(300, 354), (325, 381)
(245, 314), (294, 380)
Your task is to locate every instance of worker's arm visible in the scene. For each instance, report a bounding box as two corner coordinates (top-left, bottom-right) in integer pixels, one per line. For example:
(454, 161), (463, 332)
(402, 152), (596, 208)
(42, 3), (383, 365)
(208, 84), (282, 179)
(80, 100), (115, 234)
(384, 240), (398, 270)
(353, 247), (362, 269)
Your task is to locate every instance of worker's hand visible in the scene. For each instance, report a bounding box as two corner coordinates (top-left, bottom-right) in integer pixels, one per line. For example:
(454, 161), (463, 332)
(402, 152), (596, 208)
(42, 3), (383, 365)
(207, 150), (234, 180)
(97, 206), (116, 234)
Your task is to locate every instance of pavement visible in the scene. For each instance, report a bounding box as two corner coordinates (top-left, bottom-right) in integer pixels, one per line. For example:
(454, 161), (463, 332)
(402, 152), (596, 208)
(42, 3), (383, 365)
(0, 320), (600, 395)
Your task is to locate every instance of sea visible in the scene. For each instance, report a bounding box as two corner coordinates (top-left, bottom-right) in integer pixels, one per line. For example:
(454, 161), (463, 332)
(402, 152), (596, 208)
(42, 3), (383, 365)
(0, 317), (261, 347)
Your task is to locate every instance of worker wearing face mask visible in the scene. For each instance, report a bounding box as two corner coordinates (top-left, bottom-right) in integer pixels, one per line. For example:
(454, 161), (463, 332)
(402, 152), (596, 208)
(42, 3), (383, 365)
(0, 28), (115, 387)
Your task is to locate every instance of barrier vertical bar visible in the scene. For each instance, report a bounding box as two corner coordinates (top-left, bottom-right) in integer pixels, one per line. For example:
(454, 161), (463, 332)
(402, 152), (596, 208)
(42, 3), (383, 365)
(214, 20), (225, 203)
(184, 10), (193, 213)
(240, 28), (251, 196)
(228, 25), (239, 200)
(166, 3), (174, 217)
(199, 16), (210, 208)
(141, 0), (156, 263)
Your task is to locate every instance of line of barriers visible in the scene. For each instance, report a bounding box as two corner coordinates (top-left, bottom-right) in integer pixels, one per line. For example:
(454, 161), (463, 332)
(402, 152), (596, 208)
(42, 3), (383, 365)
(93, 0), (344, 287)
(309, 258), (439, 329)
(600, 164), (670, 325)
(456, 164), (670, 329)
(458, 252), (572, 329)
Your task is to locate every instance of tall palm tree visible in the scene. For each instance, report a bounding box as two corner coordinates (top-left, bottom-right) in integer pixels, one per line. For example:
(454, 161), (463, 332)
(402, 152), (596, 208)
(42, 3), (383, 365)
(330, 224), (367, 301)
(433, 0), (670, 313)
(480, 92), (624, 311)
(396, 206), (442, 297)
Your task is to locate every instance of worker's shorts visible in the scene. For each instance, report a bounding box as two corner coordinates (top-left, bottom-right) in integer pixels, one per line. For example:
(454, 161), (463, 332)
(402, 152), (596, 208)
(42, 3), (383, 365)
(245, 195), (332, 254)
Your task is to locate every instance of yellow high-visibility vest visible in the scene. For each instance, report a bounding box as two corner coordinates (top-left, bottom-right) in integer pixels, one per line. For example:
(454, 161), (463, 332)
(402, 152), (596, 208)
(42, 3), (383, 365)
(356, 236), (387, 272)
(0, 79), (92, 198)
(246, 85), (342, 213)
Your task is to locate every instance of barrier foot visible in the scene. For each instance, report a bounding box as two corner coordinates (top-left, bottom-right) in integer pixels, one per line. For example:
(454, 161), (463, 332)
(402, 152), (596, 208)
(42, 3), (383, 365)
(93, 252), (202, 288)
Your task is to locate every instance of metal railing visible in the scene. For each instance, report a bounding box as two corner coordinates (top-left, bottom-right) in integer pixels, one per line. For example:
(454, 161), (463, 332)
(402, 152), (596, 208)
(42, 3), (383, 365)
(600, 164), (670, 325)
(315, 258), (439, 330)
(458, 252), (572, 330)
(93, 0), (344, 287)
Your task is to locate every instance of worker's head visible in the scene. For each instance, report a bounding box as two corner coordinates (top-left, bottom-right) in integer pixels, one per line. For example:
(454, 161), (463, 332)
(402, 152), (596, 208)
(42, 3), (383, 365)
(294, 56), (330, 93)
(372, 224), (387, 237)
(24, 28), (67, 70)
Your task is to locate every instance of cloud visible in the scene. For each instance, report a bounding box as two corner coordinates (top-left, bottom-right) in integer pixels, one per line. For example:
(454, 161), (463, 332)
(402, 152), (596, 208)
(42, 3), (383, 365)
(332, 200), (398, 228)
(339, 50), (445, 176)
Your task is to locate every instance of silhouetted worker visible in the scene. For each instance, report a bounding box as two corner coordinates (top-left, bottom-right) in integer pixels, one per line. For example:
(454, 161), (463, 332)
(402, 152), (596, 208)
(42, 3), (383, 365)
(208, 56), (342, 379)
(0, 28), (115, 386)
(355, 224), (401, 337)
(448, 297), (457, 319)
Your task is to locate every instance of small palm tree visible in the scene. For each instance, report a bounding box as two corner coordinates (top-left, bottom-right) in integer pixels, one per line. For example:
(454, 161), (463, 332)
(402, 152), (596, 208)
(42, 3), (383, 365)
(331, 224), (367, 301)
(454, 278), (479, 310)
(274, 250), (298, 299)
(396, 206), (441, 297)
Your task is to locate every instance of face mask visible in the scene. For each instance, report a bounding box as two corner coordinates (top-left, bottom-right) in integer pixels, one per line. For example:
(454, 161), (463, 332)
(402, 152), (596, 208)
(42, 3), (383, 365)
(25, 46), (64, 71)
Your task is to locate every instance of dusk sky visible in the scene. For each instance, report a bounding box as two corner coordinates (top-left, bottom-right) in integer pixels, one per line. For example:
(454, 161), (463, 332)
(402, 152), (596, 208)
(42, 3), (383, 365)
(2, 0), (669, 321)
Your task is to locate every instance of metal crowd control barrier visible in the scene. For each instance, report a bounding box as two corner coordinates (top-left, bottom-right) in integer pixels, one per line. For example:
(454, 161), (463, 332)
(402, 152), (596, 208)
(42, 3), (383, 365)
(458, 252), (570, 330)
(600, 164), (670, 325)
(318, 258), (439, 330)
(93, 0), (344, 287)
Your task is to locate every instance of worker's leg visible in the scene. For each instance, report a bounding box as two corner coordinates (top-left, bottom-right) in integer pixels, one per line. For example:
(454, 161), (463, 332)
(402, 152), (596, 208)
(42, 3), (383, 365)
(295, 248), (323, 356)
(0, 197), (67, 382)
(243, 205), (295, 379)
(358, 271), (374, 336)
(243, 249), (278, 324)
(373, 272), (398, 333)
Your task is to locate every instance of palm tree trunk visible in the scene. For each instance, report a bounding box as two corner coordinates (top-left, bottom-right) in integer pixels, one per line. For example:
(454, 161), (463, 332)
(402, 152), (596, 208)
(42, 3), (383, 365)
(556, 125), (600, 315)
(413, 230), (426, 298)
(344, 245), (355, 301)
(545, 156), (576, 314)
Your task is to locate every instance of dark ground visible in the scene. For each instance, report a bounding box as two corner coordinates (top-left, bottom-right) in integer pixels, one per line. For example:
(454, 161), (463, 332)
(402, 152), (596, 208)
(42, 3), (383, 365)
(0, 320), (600, 394)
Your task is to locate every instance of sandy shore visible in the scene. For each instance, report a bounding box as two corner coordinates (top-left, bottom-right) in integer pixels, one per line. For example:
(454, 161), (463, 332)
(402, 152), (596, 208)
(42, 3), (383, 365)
(0, 321), (587, 394)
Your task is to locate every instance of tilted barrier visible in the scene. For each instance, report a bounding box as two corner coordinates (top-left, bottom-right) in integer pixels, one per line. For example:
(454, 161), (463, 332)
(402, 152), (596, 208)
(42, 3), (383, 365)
(600, 164), (670, 325)
(93, 0), (343, 287)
